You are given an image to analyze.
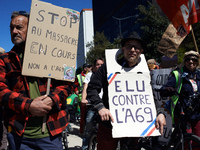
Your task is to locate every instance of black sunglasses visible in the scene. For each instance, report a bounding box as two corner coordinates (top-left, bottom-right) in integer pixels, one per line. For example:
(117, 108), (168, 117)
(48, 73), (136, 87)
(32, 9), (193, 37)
(124, 44), (142, 51)
(185, 58), (198, 62)
(11, 11), (29, 19)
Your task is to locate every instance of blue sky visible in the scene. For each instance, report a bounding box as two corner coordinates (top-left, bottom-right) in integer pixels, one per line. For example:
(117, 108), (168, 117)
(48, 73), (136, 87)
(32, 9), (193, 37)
(0, 0), (92, 52)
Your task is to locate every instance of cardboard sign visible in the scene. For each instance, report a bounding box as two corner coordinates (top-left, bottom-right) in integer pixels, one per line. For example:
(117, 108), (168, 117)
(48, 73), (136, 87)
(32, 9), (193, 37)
(106, 49), (160, 137)
(22, 0), (79, 81)
(156, 0), (200, 37)
(157, 24), (187, 58)
(150, 68), (173, 143)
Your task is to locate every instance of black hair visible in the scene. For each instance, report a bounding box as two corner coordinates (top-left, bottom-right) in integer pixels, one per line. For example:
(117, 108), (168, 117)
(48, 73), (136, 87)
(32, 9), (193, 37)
(11, 11), (29, 19)
(93, 57), (104, 66)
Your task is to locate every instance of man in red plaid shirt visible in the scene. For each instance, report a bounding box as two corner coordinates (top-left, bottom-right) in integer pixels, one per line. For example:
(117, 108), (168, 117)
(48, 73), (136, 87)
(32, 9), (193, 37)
(0, 11), (75, 150)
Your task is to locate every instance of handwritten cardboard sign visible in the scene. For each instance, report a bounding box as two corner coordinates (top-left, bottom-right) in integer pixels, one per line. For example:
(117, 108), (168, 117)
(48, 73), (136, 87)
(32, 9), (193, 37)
(106, 49), (160, 137)
(157, 24), (187, 58)
(22, 0), (79, 81)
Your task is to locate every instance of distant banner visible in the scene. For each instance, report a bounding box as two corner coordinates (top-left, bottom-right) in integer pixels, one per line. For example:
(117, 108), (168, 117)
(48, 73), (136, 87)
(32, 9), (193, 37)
(150, 68), (173, 143)
(157, 24), (187, 58)
(156, 0), (200, 37)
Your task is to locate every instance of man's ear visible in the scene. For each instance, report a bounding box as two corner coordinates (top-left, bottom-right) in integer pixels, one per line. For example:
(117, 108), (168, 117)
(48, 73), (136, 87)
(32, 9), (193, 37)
(122, 47), (125, 52)
(83, 68), (86, 72)
(140, 49), (144, 53)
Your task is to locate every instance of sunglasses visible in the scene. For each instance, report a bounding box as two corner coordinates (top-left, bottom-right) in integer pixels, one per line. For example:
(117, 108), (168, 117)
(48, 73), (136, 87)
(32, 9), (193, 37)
(124, 44), (142, 51)
(185, 58), (198, 62)
(11, 11), (29, 19)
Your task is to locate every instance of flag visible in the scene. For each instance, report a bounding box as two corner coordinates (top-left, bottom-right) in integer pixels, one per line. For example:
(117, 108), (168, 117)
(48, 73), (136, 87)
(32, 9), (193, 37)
(156, 0), (200, 37)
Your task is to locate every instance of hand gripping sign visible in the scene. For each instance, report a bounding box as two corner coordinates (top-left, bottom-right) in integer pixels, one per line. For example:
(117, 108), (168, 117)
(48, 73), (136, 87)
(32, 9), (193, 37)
(106, 49), (160, 138)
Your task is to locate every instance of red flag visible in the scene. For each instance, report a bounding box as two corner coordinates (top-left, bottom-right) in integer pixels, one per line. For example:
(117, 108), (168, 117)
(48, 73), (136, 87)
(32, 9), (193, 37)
(156, 0), (200, 37)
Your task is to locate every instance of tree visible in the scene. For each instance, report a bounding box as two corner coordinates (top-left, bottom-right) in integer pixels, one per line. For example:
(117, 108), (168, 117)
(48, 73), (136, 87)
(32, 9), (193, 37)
(174, 23), (200, 65)
(86, 32), (121, 64)
(179, 22), (200, 53)
(135, 1), (170, 62)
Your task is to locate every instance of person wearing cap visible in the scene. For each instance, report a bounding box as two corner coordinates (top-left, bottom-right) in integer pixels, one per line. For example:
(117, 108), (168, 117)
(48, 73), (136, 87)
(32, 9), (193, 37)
(76, 63), (92, 117)
(76, 64), (92, 98)
(77, 63), (92, 99)
(0, 11), (75, 150)
(87, 31), (166, 150)
(147, 59), (159, 71)
(161, 50), (200, 138)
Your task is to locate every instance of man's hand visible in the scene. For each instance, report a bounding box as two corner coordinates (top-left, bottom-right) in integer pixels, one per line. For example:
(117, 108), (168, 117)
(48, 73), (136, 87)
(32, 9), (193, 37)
(165, 87), (176, 92)
(98, 108), (114, 122)
(155, 113), (166, 135)
(29, 95), (52, 117)
(81, 99), (88, 104)
(43, 96), (55, 107)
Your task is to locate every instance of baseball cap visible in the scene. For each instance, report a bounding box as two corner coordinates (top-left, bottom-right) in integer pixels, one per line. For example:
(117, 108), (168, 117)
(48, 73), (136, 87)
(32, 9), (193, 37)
(82, 63), (92, 69)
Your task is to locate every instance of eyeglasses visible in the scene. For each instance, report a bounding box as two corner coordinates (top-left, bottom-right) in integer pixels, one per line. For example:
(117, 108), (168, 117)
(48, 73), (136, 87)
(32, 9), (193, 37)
(11, 11), (29, 19)
(124, 44), (142, 51)
(185, 58), (198, 62)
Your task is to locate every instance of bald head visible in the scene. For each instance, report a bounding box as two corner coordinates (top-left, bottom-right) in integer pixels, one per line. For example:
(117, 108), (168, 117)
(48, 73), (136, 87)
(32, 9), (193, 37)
(0, 47), (5, 55)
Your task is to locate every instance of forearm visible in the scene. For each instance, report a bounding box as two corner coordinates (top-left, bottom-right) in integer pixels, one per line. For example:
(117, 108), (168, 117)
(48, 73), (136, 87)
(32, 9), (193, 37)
(0, 89), (32, 116)
(81, 83), (88, 103)
(154, 99), (166, 117)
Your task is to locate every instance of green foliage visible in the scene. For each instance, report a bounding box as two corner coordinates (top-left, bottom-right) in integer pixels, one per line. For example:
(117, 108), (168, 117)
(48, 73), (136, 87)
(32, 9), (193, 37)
(86, 32), (121, 64)
(179, 22), (200, 53)
(176, 23), (200, 64)
(135, 1), (170, 62)
(176, 47), (185, 64)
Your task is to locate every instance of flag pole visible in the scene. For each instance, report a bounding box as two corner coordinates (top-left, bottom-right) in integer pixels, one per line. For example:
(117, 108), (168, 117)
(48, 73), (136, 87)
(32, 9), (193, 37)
(191, 25), (199, 53)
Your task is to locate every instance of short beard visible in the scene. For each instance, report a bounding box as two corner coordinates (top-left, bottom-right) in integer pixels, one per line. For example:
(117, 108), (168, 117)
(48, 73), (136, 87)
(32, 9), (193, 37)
(125, 57), (139, 67)
(14, 41), (26, 50)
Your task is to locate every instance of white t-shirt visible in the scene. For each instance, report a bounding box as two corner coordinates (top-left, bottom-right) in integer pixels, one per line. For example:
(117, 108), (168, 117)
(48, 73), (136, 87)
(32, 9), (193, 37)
(83, 72), (103, 98)
(83, 72), (92, 84)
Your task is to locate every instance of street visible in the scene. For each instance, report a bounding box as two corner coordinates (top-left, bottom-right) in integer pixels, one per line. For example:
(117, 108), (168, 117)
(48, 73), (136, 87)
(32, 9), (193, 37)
(67, 121), (82, 150)
(65, 121), (173, 150)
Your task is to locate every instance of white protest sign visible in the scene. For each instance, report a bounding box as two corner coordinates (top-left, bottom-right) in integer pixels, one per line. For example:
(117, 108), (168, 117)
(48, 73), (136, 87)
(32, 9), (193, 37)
(106, 49), (160, 138)
(150, 68), (173, 143)
(106, 49), (149, 73)
(22, 0), (79, 81)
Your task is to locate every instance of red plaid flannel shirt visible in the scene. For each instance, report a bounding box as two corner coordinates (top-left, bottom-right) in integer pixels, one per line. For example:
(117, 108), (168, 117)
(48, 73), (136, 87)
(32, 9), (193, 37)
(0, 46), (75, 136)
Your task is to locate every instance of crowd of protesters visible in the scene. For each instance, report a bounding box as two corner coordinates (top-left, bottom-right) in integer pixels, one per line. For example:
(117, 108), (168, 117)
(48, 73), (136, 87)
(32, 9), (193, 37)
(0, 9), (199, 150)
